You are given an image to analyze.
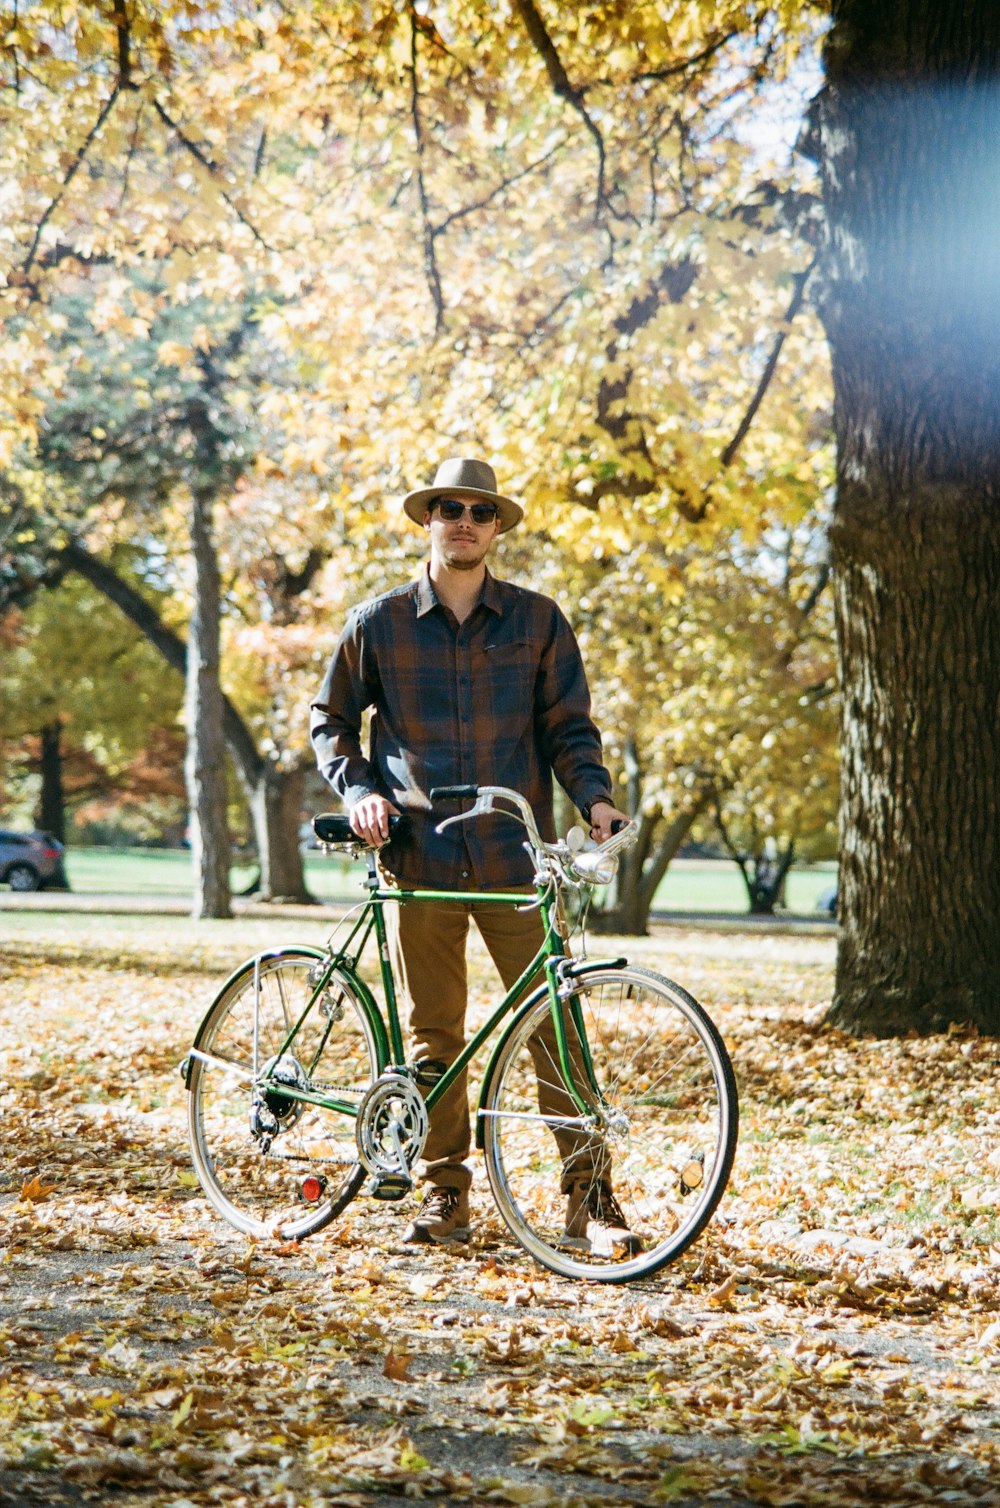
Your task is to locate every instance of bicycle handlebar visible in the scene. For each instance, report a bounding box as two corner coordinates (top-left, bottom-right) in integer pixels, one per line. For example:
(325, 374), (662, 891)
(430, 783), (636, 887)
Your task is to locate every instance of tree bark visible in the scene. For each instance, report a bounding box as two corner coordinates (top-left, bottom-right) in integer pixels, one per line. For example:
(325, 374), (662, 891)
(807, 1), (1000, 1033)
(185, 487), (232, 919)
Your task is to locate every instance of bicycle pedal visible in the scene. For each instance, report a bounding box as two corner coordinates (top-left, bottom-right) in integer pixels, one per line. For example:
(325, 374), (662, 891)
(369, 1173), (412, 1201)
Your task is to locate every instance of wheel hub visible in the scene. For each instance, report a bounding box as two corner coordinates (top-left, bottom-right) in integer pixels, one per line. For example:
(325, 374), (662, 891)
(259, 1054), (309, 1127)
(603, 1108), (631, 1140)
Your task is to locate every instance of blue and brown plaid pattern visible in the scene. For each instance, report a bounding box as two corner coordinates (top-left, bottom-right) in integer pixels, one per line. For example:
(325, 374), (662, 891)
(310, 568), (613, 889)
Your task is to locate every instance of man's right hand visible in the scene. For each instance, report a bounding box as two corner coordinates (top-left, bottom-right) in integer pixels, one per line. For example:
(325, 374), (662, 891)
(349, 794), (400, 847)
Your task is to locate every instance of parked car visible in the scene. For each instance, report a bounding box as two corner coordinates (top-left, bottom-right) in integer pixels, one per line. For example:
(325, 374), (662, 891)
(816, 884), (837, 917)
(0, 830), (65, 891)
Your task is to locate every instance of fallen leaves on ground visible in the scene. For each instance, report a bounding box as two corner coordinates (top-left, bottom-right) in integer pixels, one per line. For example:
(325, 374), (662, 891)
(1, 916), (999, 1506)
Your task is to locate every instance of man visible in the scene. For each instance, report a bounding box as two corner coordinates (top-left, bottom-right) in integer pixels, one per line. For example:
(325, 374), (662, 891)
(310, 457), (635, 1249)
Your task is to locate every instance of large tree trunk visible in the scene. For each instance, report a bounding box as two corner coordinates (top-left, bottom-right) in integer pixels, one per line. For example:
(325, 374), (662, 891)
(808, 2), (1000, 1033)
(185, 487), (232, 920)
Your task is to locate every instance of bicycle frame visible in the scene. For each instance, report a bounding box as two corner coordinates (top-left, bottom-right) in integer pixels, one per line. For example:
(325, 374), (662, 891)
(185, 791), (738, 1281)
(191, 851), (616, 1129)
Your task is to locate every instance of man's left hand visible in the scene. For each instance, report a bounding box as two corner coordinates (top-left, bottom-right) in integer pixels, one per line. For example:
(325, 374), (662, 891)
(588, 801), (631, 843)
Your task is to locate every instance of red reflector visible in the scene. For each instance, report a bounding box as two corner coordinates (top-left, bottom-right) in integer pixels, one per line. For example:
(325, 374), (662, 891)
(41, 847), (59, 859)
(301, 1176), (323, 1203)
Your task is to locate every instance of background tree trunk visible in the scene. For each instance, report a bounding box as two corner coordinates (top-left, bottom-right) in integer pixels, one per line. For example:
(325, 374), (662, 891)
(249, 763), (314, 903)
(808, 1), (1000, 1033)
(36, 721), (71, 889)
(37, 721), (66, 843)
(185, 487), (231, 920)
(62, 544), (311, 905)
(592, 737), (713, 933)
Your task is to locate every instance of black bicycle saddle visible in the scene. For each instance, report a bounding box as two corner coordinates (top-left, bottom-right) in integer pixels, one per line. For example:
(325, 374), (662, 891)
(312, 813), (406, 846)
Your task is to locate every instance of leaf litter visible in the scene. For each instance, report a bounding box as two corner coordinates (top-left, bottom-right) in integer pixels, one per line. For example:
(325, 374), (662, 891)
(1, 916), (999, 1505)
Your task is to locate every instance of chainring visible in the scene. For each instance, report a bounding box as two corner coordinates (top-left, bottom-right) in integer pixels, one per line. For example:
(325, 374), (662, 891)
(355, 1072), (429, 1176)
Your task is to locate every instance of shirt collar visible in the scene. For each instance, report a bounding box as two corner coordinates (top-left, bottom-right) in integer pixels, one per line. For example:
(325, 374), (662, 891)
(414, 565), (438, 618)
(480, 570), (504, 616)
(414, 565), (504, 618)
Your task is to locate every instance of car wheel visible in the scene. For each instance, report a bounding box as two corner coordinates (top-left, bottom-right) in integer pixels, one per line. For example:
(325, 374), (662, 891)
(7, 863), (40, 892)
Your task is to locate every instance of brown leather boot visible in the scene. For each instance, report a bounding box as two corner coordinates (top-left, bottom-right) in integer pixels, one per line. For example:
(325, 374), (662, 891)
(563, 1179), (643, 1258)
(402, 1186), (472, 1244)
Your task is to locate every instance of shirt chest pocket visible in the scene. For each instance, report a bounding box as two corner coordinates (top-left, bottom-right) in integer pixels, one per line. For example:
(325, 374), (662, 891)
(482, 638), (535, 661)
(476, 640), (538, 718)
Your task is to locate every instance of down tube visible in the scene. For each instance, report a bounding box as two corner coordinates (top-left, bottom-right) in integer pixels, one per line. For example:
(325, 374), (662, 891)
(421, 893), (566, 1114)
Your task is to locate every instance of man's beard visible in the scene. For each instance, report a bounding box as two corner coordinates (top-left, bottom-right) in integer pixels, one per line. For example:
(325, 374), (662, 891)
(443, 541), (489, 570)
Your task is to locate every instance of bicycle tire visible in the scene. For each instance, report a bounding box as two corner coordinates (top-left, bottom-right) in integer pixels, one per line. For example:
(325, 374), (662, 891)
(187, 947), (382, 1239)
(481, 966), (738, 1282)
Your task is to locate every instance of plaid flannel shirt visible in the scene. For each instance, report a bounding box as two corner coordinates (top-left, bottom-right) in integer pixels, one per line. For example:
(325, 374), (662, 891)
(309, 567), (613, 889)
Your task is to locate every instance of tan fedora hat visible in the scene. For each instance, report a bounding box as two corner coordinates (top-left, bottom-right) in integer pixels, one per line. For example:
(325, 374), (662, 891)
(403, 457), (523, 533)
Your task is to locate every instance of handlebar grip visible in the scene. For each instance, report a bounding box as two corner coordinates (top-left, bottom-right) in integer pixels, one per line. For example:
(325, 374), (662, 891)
(430, 785), (479, 801)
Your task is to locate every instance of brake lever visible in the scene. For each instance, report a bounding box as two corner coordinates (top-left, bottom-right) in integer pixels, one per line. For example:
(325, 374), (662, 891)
(434, 792), (494, 835)
(435, 811), (475, 834)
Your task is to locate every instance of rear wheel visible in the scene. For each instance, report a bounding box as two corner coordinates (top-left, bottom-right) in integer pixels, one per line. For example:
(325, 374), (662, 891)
(7, 863), (39, 892)
(482, 967), (738, 1282)
(187, 948), (382, 1238)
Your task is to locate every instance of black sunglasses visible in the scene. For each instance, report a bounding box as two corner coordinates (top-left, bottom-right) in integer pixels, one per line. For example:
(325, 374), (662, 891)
(434, 497), (499, 525)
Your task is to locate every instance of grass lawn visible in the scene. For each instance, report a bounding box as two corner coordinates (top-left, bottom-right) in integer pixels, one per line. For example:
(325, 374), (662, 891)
(57, 846), (837, 914)
(62, 846), (362, 902)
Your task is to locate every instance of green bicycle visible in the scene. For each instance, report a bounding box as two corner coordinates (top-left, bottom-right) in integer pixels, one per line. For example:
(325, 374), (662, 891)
(184, 784), (738, 1283)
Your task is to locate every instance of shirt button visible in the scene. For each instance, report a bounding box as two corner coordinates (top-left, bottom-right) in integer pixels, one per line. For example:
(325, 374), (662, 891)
(461, 869), (470, 880)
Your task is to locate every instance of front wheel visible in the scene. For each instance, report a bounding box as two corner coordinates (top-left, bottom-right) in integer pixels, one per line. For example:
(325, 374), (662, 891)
(481, 967), (738, 1282)
(187, 948), (382, 1239)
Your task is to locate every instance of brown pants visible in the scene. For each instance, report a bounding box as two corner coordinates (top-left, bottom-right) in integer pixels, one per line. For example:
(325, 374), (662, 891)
(385, 892), (608, 1194)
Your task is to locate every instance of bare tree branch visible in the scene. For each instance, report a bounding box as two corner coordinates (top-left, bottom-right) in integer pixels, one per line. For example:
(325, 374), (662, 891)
(151, 100), (275, 252)
(719, 251), (818, 469)
(21, 86), (121, 277)
(511, 0), (608, 222)
(61, 540), (264, 792)
(406, 0), (445, 332)
(631, 29), (740, 85)
(433, 140), (564, 237)
(798, 559), (831, 622)
(589, 251), (819, 524)
(112, 0), (136, 89)
(586, 256), (699, 513)
(9, 0), (20, 94)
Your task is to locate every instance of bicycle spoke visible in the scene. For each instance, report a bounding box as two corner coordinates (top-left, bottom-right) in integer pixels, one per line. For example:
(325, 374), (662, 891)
(188, 952), (380, 1239)
(483, 968), (737, 1282)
